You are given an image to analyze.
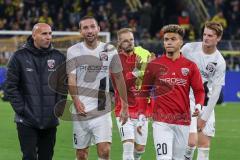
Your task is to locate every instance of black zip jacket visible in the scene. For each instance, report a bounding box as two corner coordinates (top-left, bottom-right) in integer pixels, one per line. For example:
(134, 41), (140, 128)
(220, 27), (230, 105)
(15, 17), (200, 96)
(6, 37), (67, 129)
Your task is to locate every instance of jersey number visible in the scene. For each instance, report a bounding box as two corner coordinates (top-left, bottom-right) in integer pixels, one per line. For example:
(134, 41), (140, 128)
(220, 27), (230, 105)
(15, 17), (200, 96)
(157, 143), (167, 155)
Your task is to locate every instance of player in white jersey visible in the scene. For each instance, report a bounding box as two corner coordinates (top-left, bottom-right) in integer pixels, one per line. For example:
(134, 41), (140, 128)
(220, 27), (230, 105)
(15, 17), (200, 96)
(67, 16), (129, 160)
(181, 22), (226, 160)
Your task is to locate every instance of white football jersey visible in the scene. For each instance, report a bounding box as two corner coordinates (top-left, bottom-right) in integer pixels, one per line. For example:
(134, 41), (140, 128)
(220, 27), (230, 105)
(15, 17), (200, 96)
(181, 42), (226, 105)
(67, 41), (122, 112)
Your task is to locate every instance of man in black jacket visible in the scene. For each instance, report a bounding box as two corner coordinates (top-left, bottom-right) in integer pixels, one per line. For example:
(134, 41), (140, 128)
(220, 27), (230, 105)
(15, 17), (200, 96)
(5, 23), (67, 160)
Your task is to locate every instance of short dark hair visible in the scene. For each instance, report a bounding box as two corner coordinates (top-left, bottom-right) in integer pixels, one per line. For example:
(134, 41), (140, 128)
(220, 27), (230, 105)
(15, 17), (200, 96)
(204, 21), (223, 37)
(79, 16), (98, 29)
(162, 24), (185, 38)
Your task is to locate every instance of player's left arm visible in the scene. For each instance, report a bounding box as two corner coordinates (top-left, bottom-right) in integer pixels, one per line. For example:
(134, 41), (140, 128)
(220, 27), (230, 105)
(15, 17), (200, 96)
(110, 53), (129, 125)
(112, 72), (128, 109)
(190, 63), (205, 107)
(200, 61), (226, 121)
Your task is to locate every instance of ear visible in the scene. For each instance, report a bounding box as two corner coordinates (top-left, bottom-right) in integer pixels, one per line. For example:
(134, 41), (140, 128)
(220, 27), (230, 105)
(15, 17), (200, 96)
(180, 39), (183, 47)
(117, 40), (122, 49)
(217, 36), (222, 42)
(32, 32), (36, 40)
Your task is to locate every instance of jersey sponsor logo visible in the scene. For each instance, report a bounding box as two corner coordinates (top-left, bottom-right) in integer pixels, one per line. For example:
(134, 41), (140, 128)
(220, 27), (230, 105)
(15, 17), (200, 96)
(153, 112), (189, 121)
(79, 65), (108, 72)
(181, 68), (189, 76)
(159, 77), (187, 86)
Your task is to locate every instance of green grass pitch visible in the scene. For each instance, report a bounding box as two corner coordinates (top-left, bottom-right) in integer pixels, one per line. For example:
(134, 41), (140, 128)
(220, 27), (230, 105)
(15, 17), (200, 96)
(0, 100), (239, 159)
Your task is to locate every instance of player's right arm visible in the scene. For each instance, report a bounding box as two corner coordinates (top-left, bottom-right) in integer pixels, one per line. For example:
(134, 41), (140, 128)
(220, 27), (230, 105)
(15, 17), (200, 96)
(68, 73), (86, 116)
(190, 62), (205, 113)
(67, 49), (86, 116)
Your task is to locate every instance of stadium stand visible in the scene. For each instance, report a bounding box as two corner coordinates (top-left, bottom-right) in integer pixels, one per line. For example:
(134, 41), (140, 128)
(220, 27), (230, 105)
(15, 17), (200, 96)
(0, 0), (239, 71)
(0, 0), (239, 40)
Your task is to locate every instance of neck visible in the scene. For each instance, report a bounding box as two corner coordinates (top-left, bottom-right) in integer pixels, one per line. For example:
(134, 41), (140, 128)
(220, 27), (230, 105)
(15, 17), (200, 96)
(84, 40), (99, 50)
(33, 41), (40, 49)
(119, 49), (134, 55)
(126, 51), (134, 55)
(202, 44), (216, 55)
(166, 51), (180, 61)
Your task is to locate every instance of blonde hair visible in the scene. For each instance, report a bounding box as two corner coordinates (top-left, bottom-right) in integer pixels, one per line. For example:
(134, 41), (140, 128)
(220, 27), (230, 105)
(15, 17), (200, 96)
(117, 28), (133, 39)
(205, 21), (223, 37)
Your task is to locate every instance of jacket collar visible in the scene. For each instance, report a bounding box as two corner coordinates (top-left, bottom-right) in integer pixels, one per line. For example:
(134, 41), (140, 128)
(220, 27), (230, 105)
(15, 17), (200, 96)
(23, 36), (53, 55)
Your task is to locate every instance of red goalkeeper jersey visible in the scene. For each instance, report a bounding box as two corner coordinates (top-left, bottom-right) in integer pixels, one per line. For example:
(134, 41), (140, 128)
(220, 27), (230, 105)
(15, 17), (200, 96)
(138, 54), (205, 125)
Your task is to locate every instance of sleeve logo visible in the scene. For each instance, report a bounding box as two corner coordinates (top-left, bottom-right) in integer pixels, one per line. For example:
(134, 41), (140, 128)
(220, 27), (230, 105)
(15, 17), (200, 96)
(99, 52), (108, 61)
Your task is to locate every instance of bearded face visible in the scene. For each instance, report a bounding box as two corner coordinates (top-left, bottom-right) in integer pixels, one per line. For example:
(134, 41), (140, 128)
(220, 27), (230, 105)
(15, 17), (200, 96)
(118, 32), (135, 53)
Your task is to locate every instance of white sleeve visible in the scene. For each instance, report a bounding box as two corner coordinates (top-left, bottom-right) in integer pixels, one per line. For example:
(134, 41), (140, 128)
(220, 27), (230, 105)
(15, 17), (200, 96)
(201, 84), (222, 121)
(66, 48), (76, 74)
(212, 61), (226, 86)
(110, 50), (123, 73)
(201, 57), (226, 121)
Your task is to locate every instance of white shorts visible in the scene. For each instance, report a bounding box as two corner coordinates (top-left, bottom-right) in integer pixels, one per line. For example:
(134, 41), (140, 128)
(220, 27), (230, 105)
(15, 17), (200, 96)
(189, 100), (198, 133)
(189, 100), (215, 137)
(153, 122), (189, 160)
(116, 117), (148, 145)
(73, 113), (112, 149)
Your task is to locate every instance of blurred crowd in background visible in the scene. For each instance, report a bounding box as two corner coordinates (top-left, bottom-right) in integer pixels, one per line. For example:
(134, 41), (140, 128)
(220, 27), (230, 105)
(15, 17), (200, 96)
(0, 0), (239, 70)
(0, 0), (240, 40)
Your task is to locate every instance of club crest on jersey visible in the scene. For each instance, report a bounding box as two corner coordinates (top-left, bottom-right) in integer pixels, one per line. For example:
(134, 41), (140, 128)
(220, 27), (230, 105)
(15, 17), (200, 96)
(206, 62), (217, 73)
(181, 68), (189, 76)
(99, 52), (108, 61)
(47, 59), (55, 69)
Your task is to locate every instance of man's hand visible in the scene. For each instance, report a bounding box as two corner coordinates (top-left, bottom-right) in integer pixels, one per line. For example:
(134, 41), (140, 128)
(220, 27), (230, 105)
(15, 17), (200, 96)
(73, 98), (86, 116)
(119, 105), (129, 125)
(137, 114), (146, 136)
(192, 104), (202, 117)
(197, 117), (206, 132)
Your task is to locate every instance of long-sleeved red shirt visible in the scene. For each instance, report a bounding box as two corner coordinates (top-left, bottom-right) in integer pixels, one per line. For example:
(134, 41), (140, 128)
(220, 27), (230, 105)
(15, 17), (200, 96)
(138, 54), (205, 125)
